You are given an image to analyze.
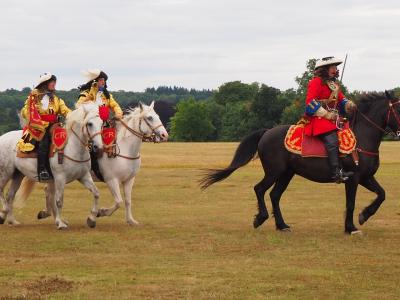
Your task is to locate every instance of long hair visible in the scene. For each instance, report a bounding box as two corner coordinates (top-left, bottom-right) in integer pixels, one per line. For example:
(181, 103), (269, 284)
(78, 71), (110, 99)
(314, 66), (339, 82)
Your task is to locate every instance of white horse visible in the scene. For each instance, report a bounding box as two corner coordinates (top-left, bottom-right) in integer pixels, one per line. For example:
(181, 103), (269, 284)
(34, 101), (168, 227)
(0, 104), (103, 229)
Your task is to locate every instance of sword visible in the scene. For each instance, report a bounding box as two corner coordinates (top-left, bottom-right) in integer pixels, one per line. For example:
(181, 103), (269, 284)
(340, 53), (348, 84)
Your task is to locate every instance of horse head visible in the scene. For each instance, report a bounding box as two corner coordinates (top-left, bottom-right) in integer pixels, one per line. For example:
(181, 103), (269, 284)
(123, 101), (168, 142)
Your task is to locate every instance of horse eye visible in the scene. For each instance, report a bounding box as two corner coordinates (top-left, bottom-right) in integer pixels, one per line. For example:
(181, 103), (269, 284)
(88, 122), (93, 127)
(147, 116), (153, 121)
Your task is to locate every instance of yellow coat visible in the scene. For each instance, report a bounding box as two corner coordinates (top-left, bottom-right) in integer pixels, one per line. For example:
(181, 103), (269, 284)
(76, 84), (123, 118)
(21, 89), (71, 122)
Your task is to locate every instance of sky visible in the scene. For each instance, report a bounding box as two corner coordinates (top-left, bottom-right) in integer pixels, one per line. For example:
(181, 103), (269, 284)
(1, 0), (400, 92)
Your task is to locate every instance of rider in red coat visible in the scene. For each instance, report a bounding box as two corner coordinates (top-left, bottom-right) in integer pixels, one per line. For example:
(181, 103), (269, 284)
(304, 56), (356, 183)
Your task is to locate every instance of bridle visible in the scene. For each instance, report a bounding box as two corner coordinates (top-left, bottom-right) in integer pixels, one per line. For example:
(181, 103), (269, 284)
(351, 99), (400, 156)
(112, 115), (164, 160)
(353, 99), (400, 137)
(118, 116), (163, 142)
(65, 115), (102, 163)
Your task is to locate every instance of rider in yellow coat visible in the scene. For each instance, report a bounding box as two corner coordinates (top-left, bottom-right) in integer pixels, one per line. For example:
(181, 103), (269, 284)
(19, 73), (71, 181)
(76, 69), (123, 119)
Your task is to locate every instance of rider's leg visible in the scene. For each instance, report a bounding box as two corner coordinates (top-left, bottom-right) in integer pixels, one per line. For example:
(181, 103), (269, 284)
(37, 129), (52, 181)
(320, 130), (354, 183)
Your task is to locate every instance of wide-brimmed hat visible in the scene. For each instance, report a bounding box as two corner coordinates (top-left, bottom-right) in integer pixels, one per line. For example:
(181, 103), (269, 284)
(315, 57), (343, 70)
(35, 73), (57, 88)
(82, 69), (108, 83)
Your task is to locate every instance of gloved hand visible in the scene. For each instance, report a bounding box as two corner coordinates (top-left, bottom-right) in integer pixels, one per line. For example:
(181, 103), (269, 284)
(345, 100), (356, 114)
(325, 111), (338, 121)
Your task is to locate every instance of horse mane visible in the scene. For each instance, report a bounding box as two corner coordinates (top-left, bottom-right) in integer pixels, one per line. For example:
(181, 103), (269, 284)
(354, 92), (386, 114)
(66, 103), (98, 128)
(116, 107), (142, 138)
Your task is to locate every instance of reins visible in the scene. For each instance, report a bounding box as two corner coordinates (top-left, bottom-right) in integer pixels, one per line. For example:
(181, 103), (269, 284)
(351, 99), (400, 157)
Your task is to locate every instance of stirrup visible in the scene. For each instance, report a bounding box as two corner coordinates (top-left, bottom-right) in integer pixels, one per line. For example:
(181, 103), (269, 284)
(38, 170), (51, 182)
(332, 169), (354, 184)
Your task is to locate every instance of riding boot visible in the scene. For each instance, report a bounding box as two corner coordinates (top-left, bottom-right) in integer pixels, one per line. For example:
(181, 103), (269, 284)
(320, 131), (354, 183)
(37, 130), (52, 182)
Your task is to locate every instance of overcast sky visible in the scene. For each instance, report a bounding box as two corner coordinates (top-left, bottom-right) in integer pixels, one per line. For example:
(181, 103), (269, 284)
(1, 0), (399, 92)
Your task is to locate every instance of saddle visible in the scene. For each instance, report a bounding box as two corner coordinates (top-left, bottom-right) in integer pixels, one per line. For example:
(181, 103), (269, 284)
(284, 122), (356, 158)
(16, 123), (68, 164)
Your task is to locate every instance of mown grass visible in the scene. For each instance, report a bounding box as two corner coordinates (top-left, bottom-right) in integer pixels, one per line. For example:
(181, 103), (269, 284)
(0, 142), (399, 299)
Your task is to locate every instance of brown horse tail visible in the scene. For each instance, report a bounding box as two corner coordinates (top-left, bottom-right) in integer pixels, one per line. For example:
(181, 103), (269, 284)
(200, 129), (267, 189)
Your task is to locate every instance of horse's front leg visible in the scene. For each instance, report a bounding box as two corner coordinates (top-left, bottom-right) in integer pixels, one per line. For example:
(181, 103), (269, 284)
(53, 178), (68, 230)
(78, 172), (100, 228)
(123, 177), (139, 225)
(97, 178), (123, 218)
(358, 176), (385, 225)
(344, 177), (362, 235)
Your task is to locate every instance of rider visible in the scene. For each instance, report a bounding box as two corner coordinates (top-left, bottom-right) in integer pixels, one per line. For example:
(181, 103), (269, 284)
(19, 73), (71, 181)
(76, 69), (123, 120)
(304, 56), (356, 183)
(76, 69), (123, 181)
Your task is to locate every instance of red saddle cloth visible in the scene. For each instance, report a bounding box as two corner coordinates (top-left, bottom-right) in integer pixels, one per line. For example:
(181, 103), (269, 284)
(284, 123), (356, 157)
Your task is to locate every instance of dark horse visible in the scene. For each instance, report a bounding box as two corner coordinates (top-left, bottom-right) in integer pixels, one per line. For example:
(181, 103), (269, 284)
(201, 92), (400, 234)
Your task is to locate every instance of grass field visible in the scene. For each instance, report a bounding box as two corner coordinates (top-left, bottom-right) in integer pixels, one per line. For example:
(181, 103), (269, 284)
(0, 142), (400, 299)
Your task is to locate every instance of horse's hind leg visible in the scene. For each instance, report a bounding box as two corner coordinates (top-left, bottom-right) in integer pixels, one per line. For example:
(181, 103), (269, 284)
(37, 184), (53, 220)
(253, 175), (277, 228)
(3, 172), (24, 225)
(270, 171), (294, 231)
(358, 176), (385, 225)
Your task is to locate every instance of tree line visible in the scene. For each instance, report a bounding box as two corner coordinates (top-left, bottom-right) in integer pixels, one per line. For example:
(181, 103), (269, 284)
(1, 59), (397, 140)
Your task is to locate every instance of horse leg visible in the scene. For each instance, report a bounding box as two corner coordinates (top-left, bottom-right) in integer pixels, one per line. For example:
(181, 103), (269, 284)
(3, 173), (24, 225)
(270, 171), (294, 231)
(37, 184), (53, 220)
(77, 172), (100, 228)
(53, 179), (68, 230)
(358, 176), (385, 225)
(344, 177), (361, 234)
(253, 175), (277, 228)
(0, 177), (10, 224)
(122, 177), (139, 225)
(97, 178), (123, 218)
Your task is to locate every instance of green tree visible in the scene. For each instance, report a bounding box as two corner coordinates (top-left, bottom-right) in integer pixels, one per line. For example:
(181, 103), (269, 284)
(213, 81), (259, 105)
(170, 97), (215, 141)
(220, 102), (251, 141)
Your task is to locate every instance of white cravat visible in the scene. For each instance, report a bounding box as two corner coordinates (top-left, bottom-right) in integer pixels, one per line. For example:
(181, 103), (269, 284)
(41, 94), (50, 110)
(96, 91), (104, 105)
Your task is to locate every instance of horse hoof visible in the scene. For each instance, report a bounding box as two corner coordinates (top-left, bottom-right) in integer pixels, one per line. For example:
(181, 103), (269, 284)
(57, 224), (68, 230)
(253, 214), (269, 229)
(277, 226), (291, 232)
(87, 217), (96, 228)
(37, 210), (50, 220)
(0, 216), (5, 225)
(351, 230), (363, 236)
(127, 219), (140, 226)
(358, 213), (366, 225)
(7, 219), (20, 226)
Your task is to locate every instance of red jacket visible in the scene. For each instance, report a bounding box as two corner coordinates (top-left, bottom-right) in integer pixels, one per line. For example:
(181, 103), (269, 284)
(304, 77), (348, 136)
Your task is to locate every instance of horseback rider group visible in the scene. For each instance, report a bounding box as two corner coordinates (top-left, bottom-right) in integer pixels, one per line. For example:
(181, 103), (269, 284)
(304, 56), (357, 183)
(18, 57), (353, 184)
(18, 69), (121, 182)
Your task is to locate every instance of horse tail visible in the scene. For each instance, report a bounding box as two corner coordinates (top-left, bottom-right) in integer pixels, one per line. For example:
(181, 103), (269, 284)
(15, 177), (36, 207)
(200, 129), (267, 189)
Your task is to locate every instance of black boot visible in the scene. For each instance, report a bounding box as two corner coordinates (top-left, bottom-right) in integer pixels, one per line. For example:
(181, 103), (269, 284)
(37, 130), (52, 182)
(320, 131), (354, 183)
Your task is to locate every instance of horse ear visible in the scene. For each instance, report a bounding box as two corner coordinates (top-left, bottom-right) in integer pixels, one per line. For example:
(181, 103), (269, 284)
(385, 90), (393, 99)
(138, 102), (144, 111)
(150, 101), (155, 109)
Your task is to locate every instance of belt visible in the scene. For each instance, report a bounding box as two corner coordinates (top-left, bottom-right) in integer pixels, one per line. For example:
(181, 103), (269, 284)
(41, 114), (57, 122)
